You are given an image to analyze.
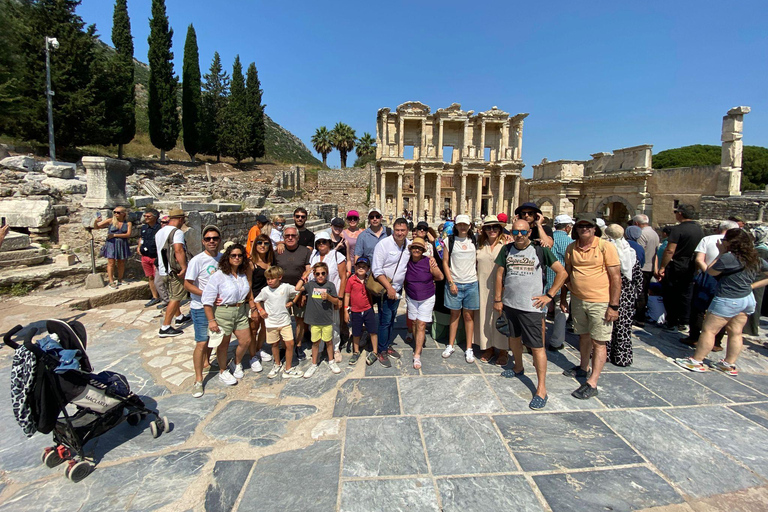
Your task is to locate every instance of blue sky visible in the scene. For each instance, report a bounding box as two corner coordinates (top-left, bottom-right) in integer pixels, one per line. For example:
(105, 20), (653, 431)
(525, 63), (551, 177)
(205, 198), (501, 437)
(77, 0), (767, 175)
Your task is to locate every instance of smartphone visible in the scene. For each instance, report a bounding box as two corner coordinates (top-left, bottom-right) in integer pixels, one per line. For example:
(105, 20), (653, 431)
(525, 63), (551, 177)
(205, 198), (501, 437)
(1, 217), (5, 227)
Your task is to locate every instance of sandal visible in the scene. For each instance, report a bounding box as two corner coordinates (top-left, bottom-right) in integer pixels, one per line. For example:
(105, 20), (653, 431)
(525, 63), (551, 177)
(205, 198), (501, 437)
(500, 366), (525, 378)
(413, 357), (421, 370)
(479, 348), (495, 363)
(529, 394), (548, 410)
(496, 353), (509, 366)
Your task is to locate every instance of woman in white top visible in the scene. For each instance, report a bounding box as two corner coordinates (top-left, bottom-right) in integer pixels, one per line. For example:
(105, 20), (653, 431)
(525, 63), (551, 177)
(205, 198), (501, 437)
(202, 243), (256, 386)
(441, 215), (480, 363)
(308, 230), (347, 361)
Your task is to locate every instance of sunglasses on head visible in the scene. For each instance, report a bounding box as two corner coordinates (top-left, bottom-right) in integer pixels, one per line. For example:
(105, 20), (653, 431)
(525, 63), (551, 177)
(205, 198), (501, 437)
(255, 241), (270, 246)
(230, 253), (244, 258)
(314, 271), (327, 276)
(511, 229), (529, 236)
(203, 236), (220, 242)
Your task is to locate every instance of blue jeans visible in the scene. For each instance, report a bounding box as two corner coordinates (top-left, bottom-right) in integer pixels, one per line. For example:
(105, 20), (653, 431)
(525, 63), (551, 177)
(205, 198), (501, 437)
(378, 296), (401, 353)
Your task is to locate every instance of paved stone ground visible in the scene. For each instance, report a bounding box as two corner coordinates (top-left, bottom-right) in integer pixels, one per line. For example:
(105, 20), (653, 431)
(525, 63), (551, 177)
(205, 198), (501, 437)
(1, 292), (768, 511)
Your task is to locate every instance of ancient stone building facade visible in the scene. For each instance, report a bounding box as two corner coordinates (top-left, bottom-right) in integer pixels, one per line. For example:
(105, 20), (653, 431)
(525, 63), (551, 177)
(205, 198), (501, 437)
(375, 102), (527, 222)
(522, 106), (750, 227)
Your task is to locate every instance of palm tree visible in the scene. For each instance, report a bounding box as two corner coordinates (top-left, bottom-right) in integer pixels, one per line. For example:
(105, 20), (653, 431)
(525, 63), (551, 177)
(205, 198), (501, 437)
(356, 132), (376, 159)
(311, 126), (334, 167)
(331, 122), (356, 168)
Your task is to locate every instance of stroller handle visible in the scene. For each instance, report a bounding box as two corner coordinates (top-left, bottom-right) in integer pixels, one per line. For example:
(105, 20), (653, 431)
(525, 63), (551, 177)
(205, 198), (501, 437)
(3, 325), (37, 349)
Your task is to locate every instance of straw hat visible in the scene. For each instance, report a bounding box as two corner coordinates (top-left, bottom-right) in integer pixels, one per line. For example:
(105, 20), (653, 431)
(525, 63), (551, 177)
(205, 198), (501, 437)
(410, 237), (427, 251)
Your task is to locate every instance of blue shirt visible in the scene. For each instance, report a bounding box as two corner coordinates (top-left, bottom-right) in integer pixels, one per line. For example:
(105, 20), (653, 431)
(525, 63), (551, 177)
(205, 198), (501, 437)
(546, 229), (573, 291)
(354, 226), (389, 262)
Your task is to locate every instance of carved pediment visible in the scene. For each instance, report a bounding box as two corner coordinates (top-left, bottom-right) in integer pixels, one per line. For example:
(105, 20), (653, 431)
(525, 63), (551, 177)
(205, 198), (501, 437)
(396, 101), (431, 115)
(436, 103), (471, 118)
(478, 106), (510, 119)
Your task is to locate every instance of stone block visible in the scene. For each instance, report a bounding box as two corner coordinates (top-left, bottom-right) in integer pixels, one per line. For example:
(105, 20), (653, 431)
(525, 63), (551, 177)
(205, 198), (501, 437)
(131, 195), (155, 208)
(0, 231), (30, 252)
(0, 247), (47, 267)
(0, 156), (35, 172)
(180, 201), (217, 212)
(23, 172), (47, 182)
(81, 156), (131, 209)
(42, 162), (76, 179)
(42, 177), (87, 194)
(0, 197), (54, 228)
(215, 203), (242, 212)
(244, 196), (266, 208)
(275, 189), (295, 199)
(152, 200), (181, 211)
(178, 195), (212, 202)
(55, 216), (69, 224)
(0, 145), (9, 159)
(54, 253), (77, 267)
(53, 204), (69, 216)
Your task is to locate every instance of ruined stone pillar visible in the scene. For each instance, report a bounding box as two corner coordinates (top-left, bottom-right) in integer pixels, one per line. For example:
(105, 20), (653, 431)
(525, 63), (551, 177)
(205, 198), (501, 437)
(480, 122), (486, 160)
(463, 121), (469, 158)
(418, 171), (425, 220)
(514, 123), (523, 160)
(81, 156), (131, 209)
(497, 173), (505, 214)
(501, 123), (509, 160)
(379, 171), (386, 210)
(476, 175), (483, 219)
(434, 172), (442, 221)
(460, 173), (467, 214)
(396, 173), (404, 217)
(717, 106), (750, 196)
(398, 118), (404, 157)
(438, 120), (444, 160)
(512, 175), (521, 213)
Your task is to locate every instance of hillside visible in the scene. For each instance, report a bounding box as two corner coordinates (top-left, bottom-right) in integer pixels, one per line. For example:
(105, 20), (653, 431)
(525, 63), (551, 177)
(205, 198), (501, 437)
(653, 144), (768, 191)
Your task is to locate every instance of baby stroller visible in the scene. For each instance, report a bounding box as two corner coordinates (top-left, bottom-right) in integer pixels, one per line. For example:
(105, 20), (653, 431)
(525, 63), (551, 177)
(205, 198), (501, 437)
(5, 319), (169, 483)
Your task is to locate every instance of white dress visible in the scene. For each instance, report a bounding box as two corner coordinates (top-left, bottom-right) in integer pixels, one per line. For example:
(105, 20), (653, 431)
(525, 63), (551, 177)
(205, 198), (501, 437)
(474, 242), (508, 351)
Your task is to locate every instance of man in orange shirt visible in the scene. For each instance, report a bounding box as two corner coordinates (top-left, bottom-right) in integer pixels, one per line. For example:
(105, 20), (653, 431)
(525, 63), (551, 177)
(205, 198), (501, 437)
(560, 213), (621, 399)
(246, 215), (269, 258)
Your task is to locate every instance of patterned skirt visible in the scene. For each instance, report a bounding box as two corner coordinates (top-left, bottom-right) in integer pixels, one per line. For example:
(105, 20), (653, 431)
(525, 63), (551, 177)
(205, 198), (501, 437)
(607, 262), (642, 367)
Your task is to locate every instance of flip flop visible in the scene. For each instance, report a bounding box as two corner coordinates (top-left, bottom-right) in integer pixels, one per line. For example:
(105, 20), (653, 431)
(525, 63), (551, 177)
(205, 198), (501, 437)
(529, 394), (548, 410)
(500, 367), (525, 378)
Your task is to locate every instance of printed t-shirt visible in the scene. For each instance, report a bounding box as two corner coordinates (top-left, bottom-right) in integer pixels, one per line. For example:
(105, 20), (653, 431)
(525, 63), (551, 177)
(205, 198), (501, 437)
(495, 243), (557, 312)
(712, 253), (768, 299)
(303, 280), (337, 326)
(275, 245), (311, 286)
(345, 274), (372, 312)
(155, 225), (186, 277)
(255, 283), (297, 328)
(185, 252), (222, 309)
(565, 237), (620, 303)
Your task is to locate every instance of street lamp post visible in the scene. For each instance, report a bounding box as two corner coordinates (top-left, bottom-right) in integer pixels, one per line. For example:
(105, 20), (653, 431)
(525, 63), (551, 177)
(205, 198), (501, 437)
(44, 36), (59, 163)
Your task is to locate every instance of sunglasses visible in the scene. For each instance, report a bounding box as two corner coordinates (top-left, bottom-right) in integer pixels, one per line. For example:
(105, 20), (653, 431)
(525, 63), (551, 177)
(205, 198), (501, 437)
(294, 214), (306, 219)
(284, 234), (298, 238)
(255, 241), (270, 246)
(230, 253), (244, 258)
(576, 224), (594, 229)
(114, 210), (126, 214)
(275, 223), (284, 227)
(520, 211), (536, 216)
(347, 216), (359, 221)
(411, 246), (424, 251)
(314, 271), (327, 276)
(483, 225), (501, 231)
(203, 236), (220, 242)
(369, 214), (382, 219)
(511, 229), (529, 236)
(317, 240), (330, 244)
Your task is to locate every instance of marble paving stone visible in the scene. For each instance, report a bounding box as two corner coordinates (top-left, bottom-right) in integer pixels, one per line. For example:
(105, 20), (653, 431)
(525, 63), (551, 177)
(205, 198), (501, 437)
(730, 402), (768, 429)
(421, 416), (517, 476)
(340, 478), (439, 512)
(437, 475), (545, 512)
(494, 412), (642, 472)
(0, 449), (211, 512)
(418, 348), (481, 375)
(592, 373), (670, 408)
(281, 362), (353, 398)
(669, 406), (768, 479)
(533, 466), (683, 512)
(684, 371), (768, 402)
(599, 409), (764, 497)
(733, 372), (768, 395)
(485, 346), (582, 376)
(627, 372), (730, 406)
(365, 347), (419, 376)
(239, 441), (340, 512)
(602, 347), (682, 372)
(399, 375), (503, 415)
(332, 378), (400, 417)
(487, 372), (606, 412)
(204, 459), (255, 512)
(343, 416), (427, 477)
(205, 400), (317, 446)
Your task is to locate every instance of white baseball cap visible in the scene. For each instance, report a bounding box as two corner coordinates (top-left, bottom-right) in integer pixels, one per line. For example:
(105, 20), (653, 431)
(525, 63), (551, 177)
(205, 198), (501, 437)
(554, 214), (574, 225)
(455, 214), (471, 225)
(596, 218), (606, 229)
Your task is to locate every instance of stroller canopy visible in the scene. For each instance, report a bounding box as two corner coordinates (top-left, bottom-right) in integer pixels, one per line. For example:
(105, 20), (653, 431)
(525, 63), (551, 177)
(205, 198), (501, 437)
(46, 320), (92, 373)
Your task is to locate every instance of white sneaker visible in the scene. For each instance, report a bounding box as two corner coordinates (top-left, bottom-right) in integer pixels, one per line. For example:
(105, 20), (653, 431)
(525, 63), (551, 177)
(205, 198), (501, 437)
(465, 348), (475, 363)
(231, 363), (244, 379)
(268, 363), (283, 379)
(218, 371), (237, 386)
(191, 381), (204, 398)
(329, 360), (341, 374)
(442, 345), (455, 358)
(259, 350), (273, 362)
(304, 364), (318, 379)
(283, 366), (304, 379)
(249, 356), (263, 373)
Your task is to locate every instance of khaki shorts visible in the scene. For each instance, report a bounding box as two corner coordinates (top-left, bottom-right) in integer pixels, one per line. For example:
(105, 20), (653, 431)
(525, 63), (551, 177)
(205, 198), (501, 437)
(213, 304), (250, 335)
(571, 296), (612, 342)
(164, 274), (189, 302)
(310, 324), (333, 343)
(266, 325), (294, 344)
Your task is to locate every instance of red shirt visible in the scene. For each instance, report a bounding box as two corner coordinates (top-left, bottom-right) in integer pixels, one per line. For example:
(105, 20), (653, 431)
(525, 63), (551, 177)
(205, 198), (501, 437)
(345, 274), (372, 312)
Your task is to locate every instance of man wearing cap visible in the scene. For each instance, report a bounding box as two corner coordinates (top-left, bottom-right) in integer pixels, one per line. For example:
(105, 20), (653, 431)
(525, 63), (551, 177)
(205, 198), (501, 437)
(561, 213), (621, 399)
(155, 209), (191, 337)
(246, 214), (269, 259)
(546, 214), (575, 350)
(372, 217), (411, 366)
(514, 202), (553, 248)
(137, 209), (163, 308)
(657, 204), (704, 334)
(184, 225), (222, 397)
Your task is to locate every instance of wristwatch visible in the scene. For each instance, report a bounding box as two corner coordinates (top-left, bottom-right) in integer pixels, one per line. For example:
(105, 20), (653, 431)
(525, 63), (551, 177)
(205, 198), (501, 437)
(608, 304), (619, 311)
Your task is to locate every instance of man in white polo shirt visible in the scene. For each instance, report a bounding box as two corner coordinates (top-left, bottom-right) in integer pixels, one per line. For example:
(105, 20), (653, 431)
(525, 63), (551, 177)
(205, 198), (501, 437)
(372, 217), (411, 367)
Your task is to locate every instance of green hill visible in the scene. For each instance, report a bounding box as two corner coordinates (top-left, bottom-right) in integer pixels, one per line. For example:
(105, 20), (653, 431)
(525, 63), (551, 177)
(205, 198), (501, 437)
(653, 144), (768, 191)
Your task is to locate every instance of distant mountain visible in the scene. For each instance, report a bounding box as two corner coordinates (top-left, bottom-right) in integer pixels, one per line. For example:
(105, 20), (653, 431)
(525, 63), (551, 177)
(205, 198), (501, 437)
(96, 40), (321, 166)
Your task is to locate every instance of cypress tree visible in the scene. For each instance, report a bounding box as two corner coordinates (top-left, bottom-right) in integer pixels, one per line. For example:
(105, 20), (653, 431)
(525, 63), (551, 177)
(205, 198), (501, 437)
(147, 0), (179, 164)
(110, 0), (135, 159)
(182, 24), (201, 163)
(245, 62), (265, 160)
(219, 55), (250, 164)
(200, 52), (229, 161)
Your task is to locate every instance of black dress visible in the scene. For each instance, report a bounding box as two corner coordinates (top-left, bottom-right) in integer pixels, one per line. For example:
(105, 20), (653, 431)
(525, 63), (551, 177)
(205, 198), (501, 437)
(252, 264), (267, 297)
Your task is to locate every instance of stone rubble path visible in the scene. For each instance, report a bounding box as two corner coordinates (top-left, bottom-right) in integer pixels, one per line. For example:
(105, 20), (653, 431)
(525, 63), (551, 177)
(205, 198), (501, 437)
(0, 295), (768, 511)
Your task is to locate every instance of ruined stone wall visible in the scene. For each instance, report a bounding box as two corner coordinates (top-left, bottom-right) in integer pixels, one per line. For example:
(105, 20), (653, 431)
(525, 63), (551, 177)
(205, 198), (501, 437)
(647, 165), (721, 225)
(311, 167), (370, 214)
(699, 195), (768, 223)
(317, 167), (371, 190)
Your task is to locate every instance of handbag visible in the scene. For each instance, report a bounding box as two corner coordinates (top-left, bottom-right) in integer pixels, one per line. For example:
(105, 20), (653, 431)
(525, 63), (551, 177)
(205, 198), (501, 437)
(365, 243), (407, 297)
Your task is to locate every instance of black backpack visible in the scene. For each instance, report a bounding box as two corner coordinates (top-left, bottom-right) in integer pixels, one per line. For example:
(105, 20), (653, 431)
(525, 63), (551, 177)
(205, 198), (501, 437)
(446, 234), (478, 267)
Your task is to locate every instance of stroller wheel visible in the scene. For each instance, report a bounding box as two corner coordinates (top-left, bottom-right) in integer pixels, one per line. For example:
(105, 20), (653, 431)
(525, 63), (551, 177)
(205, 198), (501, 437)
(150, 420), (160, 438)
(162, 416), (170, 433)
(66, 460), (92, 483)
(126, 413), (142, 426)
(42, 447), (65, 468)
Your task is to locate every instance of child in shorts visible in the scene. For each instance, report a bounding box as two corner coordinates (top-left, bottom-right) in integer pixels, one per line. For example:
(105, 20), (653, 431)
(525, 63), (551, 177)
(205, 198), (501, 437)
(344, 256), (379, 366)
(296, 261), (341, 378)
(254, 265), (303, 379)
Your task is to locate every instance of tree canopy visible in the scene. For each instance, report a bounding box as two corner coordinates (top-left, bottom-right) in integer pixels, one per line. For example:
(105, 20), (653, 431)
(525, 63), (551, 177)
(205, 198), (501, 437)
(182, 24), (201, 162)
(218, 55), (250, 164)
(147, 0), (179, 162)
(331, 122), (356, 168)
(311, 126), (333, 167)
(245, 62), (265, 160)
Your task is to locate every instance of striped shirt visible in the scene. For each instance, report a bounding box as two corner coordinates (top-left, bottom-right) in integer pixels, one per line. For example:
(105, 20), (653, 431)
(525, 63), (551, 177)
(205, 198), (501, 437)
(546, 230), (572, 292)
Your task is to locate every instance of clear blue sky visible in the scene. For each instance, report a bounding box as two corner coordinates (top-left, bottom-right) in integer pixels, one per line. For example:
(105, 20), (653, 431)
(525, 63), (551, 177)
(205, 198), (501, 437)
(77, 0), (767, 175)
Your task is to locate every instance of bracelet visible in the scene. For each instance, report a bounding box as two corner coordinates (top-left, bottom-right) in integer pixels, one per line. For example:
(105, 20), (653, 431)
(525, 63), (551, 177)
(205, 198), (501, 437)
(545, 292), (554, 300)
(494, 300), (503, 303)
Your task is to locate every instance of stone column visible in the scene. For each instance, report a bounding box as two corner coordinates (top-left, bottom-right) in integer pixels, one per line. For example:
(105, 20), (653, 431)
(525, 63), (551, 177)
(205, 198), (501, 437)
(512, 175), (521, 213)
(396, 173), (404, 217)
(501, 123), (509, 160)
(81, 156), (132, 209)
(497, 173), (505, 214)
(438, 119), (444, 160)
(418, 171), (425, 220)
(434, 171), (442, 221)
(460, 173), (467, 214)
(398, 118), (404, 157)
(420, 119), (426, 160)
(379, 171), (386, 210)
(480, 121), (486, 161)
(476, 175), (483, 218)
(463, 121), (469, 158)
(717, 106), (750, 196)
(515, 122), (524, 160)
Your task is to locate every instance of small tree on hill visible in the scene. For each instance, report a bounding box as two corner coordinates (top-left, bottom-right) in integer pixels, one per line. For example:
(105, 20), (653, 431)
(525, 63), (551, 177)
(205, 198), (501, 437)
(147, 0), (179, 164)
(219, 55), (250, 164)
(182, 24), (201, 163)
(331, 122), (356, 168)
(201, 52), (229, 161)
(245, 62), (265, 160)
(311, 126), (333, 167)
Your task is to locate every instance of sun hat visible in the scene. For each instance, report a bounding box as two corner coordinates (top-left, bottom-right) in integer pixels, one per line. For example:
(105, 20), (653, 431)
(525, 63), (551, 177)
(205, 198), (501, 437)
(410, 237), (427, 251)
(482, 215), (502, 227)
(514, 202), (541, 216)
(202, 225), (221, 237)
(455, 214), (471, 225)
(574, 213), (598, 226)
(314, 230), (332, 247)
(368, 208), (382, 217)
(330, 217), (345, 228)
(415, 221), (429, 231)
(168, 208), (185, 218)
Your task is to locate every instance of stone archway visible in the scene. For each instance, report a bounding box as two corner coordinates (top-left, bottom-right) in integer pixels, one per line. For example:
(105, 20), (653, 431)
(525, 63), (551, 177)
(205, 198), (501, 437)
(595, 195), (635, 225)
(535, 197), (556, 219)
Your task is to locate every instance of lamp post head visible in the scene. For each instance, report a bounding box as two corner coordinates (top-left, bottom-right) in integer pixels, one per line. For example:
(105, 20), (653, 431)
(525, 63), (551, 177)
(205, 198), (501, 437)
(46, 37), (59, 50)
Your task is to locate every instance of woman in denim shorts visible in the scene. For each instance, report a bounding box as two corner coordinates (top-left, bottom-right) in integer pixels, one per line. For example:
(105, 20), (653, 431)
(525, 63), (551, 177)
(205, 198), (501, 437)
(676, 229), (768, 376)
(441, 215), (480, 363)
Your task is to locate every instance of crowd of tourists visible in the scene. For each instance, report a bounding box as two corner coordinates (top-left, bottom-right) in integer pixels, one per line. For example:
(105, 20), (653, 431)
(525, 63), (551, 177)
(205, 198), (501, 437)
(101, 201), (768, 409)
